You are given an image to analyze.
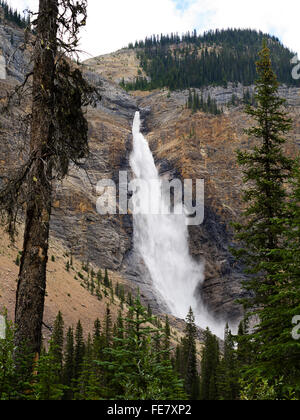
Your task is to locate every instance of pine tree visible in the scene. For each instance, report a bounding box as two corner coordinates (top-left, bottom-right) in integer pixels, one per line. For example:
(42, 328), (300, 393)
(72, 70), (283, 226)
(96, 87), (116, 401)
(103, 269), (110, 288)
(162, 315), (171, 361)
(63, 327), (74, 399)
(75, 334), (99, 400)
(116, 311), (124, 341)
(236, 318), (253, 368)
(96, 269), (102, 285)
(200, 328), (220, 400)
(50, 312), (64, 373)
(33, 347), (65, 400)
(217, 324), (239, 400)
(0, 316), (16, 399)
(96, 294), (186, 399)
(104, 305), (112, 348)
(233, 41), (298, 396)
(181, 308), (200, 399)
(253, 165), (300, 396)
(74, 321), (85, 380)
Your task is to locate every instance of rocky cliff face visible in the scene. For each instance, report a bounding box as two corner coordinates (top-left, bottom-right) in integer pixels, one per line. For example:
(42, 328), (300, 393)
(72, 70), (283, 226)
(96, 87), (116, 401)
(1, 23), (300, 328)
(134, 87), (300, 320)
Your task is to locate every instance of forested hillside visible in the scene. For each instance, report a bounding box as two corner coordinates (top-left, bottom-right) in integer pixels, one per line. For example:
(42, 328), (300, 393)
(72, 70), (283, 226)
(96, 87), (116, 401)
(122, 29), (298, 91)
(0, 0), (29, 28)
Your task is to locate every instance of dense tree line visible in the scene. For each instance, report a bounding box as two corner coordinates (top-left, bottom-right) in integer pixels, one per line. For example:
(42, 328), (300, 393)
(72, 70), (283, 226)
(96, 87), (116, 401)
(186, 89), (222, 115)
(2, 302), (296, 400)
(123, 29), (298, 91)
(0, 295), (188, 400)
(0, 300), (243, 400)
(0, 0), (29, 28)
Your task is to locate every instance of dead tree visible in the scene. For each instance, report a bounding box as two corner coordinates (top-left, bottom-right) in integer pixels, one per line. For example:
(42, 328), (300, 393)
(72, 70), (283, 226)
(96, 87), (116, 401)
(13, 0), (58, 363)
(0, 0), (99, 362)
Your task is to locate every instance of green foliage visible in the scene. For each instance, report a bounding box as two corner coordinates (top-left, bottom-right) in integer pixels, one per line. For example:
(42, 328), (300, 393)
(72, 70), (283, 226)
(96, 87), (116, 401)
(32, 349), (66, 400)
(15, 254), (20, 266)
(95, 294), (186, 400)
(199, 328), (220, 400)
(242, 89), (256, 106)
(186, 89), (222, 115)
(82, 262), (89, 273)
(181, 308), (200, 399)
(50, 312), (64, 372)
(0, 316), (16, 399)
(124, 29), (298, 91)
(1, 302), (298, 400)
(233, 41), (300, 398)
(63, 327), (75, 399)
(96, 269), (102, 284)
(240, 376), (297, 400)
(74, 321), (85, 380)
(217, 324), (240, 400)
(0, 1), (29, 29)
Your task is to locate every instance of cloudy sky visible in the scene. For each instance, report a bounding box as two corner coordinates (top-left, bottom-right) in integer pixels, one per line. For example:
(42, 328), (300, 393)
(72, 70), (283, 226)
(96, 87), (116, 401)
(15, 0), (300, 59)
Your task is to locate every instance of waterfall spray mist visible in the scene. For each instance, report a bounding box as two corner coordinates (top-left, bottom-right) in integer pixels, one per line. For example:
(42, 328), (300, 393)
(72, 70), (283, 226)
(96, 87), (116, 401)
(130, 112), (225, 337)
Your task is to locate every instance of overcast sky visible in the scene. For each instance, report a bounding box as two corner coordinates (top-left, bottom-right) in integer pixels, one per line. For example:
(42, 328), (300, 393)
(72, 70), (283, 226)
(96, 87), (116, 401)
(14, 0), (300, 59)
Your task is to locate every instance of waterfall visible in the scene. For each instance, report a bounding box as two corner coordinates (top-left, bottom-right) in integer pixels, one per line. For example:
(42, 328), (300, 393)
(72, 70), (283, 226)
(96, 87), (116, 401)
(130, 111), (224, 337)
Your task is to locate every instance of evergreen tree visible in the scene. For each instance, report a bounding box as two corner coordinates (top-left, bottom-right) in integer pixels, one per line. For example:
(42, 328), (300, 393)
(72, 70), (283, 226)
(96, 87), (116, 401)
(236, 318), (253, 368)
(103, 268), (110, 288)
(125, 29), (298, 91)
(104, 305), (112, 348)
(217, 324), (239, 400)
(96, 269), (102, 285)
(33, 348), (65, 400)
(116, 311), (124, 341)
(0, 316), (16, 399)
(233, 41), (299, 396)
(0, 1), (28, 28)
(96, 294), (186, 399)
(181, 308), (200, 399)
(162, 315), (171, 361)
(50, 311), (64, 374)
(200, 328), (220, 400)
(75, 334), (100, 400)
(74, 321), (85, 380)
(63, 327), (75, 397)
(253, 165), (300, 396)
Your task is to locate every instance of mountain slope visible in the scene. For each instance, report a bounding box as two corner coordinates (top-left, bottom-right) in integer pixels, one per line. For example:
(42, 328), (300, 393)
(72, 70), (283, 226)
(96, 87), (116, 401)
(1, 21), (300, 332)
(123, 29), (299, 91)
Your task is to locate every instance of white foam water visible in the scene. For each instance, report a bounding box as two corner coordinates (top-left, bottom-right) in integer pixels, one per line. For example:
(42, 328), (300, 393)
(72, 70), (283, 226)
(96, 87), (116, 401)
(130, 111), (225, 337)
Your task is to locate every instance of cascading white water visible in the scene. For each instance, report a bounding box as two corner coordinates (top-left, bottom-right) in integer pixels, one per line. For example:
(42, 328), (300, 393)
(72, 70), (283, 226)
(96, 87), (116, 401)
(130, 111), (224, 337)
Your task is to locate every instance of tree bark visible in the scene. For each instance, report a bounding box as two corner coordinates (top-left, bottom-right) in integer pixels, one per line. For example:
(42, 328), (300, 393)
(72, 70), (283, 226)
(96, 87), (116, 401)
(14, 0), (58, 359)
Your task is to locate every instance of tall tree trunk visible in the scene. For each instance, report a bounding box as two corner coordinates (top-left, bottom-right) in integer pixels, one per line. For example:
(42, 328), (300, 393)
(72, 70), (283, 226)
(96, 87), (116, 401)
(14, 0), (58, 359)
